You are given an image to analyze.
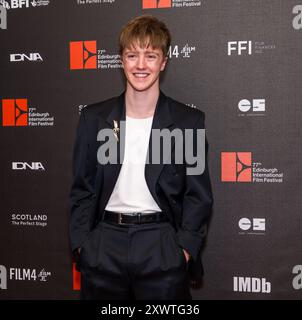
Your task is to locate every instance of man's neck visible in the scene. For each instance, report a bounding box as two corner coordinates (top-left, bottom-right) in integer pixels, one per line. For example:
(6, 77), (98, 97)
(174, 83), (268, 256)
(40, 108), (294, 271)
(125, 86), (160, 119)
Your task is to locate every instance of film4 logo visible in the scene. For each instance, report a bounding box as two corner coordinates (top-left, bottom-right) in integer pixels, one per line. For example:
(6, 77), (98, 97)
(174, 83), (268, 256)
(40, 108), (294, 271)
(0, 265), (51, 289)
(168, 44), (196, 59)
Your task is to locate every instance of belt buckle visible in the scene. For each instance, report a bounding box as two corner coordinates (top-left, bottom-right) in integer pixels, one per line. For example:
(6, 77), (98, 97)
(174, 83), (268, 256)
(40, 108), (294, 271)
(118, 213), (126, 225)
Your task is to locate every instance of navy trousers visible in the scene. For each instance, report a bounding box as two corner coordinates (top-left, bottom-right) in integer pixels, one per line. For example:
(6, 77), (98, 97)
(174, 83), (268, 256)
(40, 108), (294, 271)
(79, 220), (192, 300)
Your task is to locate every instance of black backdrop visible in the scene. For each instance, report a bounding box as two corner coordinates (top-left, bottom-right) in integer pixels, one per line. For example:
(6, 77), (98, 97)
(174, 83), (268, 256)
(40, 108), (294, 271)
(0, 0), (302, 299)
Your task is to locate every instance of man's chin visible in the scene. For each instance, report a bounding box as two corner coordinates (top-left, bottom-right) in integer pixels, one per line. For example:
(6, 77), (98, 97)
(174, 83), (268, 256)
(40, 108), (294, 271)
(128, 81), (159, 93)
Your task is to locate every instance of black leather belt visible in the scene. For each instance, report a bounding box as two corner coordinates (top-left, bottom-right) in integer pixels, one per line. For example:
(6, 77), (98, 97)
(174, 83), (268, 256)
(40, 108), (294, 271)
(103, 210), (167, 225)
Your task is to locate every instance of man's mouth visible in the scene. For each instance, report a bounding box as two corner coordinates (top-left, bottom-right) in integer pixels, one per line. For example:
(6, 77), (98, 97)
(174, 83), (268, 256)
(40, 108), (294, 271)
(133, 73), (149, 78)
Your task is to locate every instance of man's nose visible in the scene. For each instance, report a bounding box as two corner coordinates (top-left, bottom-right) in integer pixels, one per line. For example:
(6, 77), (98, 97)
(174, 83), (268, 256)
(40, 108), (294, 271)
(136, 55), (146, 69)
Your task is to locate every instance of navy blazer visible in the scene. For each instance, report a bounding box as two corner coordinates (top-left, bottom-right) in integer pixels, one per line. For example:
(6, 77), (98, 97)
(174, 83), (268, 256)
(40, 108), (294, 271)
(69, 91), (213, 284)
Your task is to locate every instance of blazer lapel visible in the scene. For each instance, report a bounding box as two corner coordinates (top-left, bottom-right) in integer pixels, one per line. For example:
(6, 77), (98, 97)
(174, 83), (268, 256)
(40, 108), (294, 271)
(145, 92), (175, 208)
(96, 92), (126, 212)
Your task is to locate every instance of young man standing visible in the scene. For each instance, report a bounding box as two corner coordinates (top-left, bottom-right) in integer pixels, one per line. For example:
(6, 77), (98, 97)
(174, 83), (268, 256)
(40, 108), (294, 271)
(69, 15), (213, 300)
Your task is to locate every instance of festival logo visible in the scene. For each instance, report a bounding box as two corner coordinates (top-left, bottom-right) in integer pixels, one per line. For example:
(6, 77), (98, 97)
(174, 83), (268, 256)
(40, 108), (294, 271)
(143, 0), (202, 9)
(221, 152), (284, 183)
(1, 98), (55, 127)
(69, 40), (122, 71)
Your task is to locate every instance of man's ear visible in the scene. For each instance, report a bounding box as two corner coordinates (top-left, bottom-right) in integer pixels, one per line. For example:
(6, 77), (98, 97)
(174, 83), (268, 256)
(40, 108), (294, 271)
(160, 56), (168, 71)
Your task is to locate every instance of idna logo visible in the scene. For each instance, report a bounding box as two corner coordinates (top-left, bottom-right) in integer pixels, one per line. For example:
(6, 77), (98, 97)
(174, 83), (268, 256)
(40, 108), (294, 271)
(12, 162), (45, 170)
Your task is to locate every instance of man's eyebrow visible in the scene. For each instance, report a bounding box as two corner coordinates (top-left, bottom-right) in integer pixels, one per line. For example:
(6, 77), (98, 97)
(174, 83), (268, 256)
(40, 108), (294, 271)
(144, 51), (160, 55)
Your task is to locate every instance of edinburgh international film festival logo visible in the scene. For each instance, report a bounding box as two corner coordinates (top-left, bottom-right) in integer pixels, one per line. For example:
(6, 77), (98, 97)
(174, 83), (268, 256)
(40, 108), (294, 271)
(1, 98), (54, 127)
(69, 40), (122, 70)
(142, 0), (202, 9)
(221, 152), (284, 183)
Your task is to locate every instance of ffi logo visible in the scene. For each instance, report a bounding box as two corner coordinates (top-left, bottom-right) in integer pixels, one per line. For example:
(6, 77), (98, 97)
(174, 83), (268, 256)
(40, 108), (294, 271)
(70, 41), (97, 70)
(221, 152), (252, 182)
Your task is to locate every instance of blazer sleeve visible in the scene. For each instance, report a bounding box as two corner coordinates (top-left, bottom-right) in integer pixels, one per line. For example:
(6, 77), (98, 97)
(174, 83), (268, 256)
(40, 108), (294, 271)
(176, 112), (213, 262)
(69, 108), (97, 254)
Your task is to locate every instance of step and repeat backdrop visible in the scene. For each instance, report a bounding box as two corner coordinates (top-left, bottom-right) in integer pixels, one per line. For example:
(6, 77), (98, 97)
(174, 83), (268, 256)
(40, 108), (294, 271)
(0, 0), (301, 300)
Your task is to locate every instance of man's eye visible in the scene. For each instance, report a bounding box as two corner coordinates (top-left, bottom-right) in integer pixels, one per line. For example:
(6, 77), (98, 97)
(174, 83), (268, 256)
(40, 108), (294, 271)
(147, 55), (156, 59)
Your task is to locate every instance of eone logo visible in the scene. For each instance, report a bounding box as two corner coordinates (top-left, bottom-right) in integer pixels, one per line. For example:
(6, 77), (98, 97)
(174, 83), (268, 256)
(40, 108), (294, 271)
(239, 218), (265, 231)
(233, 276), (271, 293)
(293, 5), (302, 30)
(238, 99), (265, 113)
(292, 265), (302, 290)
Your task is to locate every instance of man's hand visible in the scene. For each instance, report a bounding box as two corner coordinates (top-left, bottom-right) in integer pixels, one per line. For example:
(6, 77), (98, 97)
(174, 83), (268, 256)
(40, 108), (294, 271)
(182, 249), (190, 263)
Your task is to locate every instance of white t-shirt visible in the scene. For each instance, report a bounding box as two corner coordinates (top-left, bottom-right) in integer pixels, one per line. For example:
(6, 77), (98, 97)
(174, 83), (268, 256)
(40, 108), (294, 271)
(105, 115), (162, 214)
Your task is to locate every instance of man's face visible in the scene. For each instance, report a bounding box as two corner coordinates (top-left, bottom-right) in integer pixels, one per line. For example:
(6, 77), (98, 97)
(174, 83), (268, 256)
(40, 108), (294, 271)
(122, 43), (167, 93)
